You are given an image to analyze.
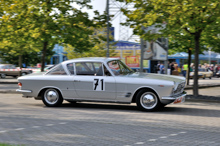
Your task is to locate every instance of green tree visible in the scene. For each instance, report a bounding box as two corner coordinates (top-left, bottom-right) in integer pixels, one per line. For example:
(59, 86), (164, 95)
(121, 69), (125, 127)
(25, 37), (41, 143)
(168, 32), (207, 85)
(201, 23), (220, 53)
(121, 0), (220, 97)
(0, 0), (97, 71)
(64, 27), (116, 59)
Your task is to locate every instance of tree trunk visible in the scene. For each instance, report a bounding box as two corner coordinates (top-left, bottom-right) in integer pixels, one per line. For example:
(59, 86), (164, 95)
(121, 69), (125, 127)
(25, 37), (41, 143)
(187, 49), (191, 85)
(193, 33), (201, 97)
(41, 41), (48, 72)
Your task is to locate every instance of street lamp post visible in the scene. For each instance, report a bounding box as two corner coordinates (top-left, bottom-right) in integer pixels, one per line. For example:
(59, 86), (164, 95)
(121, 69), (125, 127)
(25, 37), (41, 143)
(106, 0), (110, 57)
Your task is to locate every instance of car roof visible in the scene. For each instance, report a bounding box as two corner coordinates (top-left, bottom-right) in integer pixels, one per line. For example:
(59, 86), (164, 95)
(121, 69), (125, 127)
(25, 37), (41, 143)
(62, 57), (120, 64)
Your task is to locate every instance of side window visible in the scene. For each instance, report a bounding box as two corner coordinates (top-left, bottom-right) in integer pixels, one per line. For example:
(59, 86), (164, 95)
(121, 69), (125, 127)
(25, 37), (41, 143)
(93, 62), (103, 76)
(47, 64), (67, 75)
(67, 63), (75, 75)
(10, 65), (16, 69)
(76, 62), (103, 76)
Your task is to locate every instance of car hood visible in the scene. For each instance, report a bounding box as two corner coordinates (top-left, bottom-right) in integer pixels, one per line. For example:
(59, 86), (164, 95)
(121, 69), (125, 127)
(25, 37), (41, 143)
(124, 72), (185, 83)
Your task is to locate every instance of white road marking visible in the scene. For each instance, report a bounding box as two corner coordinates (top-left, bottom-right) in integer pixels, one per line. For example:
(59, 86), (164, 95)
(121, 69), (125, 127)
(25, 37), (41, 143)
(170, 134), (178, 136)
(0, 130), (7, 133)
(59, 122), (67, 125)
(126, 131), (187, 145)
(46, 124), (54, 126)
(135, 142), (145, 145)
(160, 136), (167, 138)
(32, 126), (40, 128)
(15, 128), (25, 131)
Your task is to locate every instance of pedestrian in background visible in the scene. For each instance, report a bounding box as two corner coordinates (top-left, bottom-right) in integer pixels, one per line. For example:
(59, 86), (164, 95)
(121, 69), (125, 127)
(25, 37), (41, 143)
(157, 62), (161, 74)
(182, 64), (188, 77)
(160, 63), (165, 74)
(170, 62), (175, 75)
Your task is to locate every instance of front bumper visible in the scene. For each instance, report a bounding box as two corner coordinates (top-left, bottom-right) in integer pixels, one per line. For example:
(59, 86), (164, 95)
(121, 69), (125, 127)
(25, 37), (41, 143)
(161, 91), (187, 104)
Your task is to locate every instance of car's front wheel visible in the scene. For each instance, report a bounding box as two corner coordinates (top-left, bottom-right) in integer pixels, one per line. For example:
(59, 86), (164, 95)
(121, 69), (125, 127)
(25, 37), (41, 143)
(136, 89), (161, 111)
(42, 88), (63, 107)
(21, 72), (27, 76)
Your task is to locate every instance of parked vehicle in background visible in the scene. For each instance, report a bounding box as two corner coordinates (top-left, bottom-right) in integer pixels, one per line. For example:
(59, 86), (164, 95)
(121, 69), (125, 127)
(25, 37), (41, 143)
(199, 68), (213, 79)
(189, 71), (203, 79)
(17, 57), (186, 111)
(29, 64), (55, 73)
(0, 64), (32, 78)
(190, 68), (213, 79)
(216, 70), (220, 78)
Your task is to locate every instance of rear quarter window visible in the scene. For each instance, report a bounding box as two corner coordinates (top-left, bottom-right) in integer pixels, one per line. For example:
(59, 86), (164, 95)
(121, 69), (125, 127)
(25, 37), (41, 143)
(46, 64), (67, 75)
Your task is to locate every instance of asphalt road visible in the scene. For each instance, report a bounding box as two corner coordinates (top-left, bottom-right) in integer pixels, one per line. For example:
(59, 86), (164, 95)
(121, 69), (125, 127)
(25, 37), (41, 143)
(0, 93), (220, 146)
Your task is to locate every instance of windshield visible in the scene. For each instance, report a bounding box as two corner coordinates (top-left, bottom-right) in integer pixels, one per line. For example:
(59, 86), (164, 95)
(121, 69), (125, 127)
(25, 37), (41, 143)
(107, 60), (134, 76)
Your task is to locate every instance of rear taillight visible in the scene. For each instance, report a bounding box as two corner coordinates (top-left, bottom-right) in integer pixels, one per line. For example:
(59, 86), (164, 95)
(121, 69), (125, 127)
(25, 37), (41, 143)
(18, 82), (22, 87)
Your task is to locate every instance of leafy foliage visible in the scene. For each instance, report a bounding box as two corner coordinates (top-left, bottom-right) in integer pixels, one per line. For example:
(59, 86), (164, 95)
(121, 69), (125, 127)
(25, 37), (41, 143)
(64, 27), (116, 59)
(0, 0), (101, 70)
(120, 0), (220, 96)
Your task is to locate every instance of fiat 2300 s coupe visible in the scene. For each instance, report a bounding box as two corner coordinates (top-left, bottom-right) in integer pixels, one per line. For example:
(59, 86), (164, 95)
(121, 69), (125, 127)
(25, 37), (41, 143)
(17, 58), (186, 111)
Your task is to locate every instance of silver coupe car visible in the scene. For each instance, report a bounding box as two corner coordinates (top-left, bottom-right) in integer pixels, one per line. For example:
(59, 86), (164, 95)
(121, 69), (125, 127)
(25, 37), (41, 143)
(16, 57), (186, 111)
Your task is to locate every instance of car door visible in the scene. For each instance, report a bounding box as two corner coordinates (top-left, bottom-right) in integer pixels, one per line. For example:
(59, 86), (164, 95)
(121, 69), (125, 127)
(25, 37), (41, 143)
(73, 62), (116, 100)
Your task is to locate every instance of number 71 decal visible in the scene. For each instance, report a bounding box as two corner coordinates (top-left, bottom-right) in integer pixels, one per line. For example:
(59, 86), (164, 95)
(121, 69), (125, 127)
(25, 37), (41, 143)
(93, 79), (105, 91)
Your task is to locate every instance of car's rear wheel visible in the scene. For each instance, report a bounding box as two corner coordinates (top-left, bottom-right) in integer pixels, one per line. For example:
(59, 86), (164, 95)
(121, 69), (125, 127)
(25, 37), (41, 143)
(136, 89), (161, 111)
(209, 76), (212, 79)
(203, 75), (206, 79)
(0, 74), (6, 79)
(42, 88), (63, 107)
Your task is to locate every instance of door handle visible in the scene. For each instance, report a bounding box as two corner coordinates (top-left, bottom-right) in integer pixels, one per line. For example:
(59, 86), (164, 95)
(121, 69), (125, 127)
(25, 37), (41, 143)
(73, 80), (80, 82)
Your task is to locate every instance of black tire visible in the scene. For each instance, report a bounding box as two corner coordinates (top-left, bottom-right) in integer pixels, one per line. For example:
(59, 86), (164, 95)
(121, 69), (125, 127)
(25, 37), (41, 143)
(13, 76), (17, 78)
(136, 89), (161, 111)
(203, 75), (206, 79)
(209, 76), (212, 79)
(1, 74), (6, 79)
(66, 100), (77, 105)
(21, 72), (27, 76)
(42, 88), (63, 107)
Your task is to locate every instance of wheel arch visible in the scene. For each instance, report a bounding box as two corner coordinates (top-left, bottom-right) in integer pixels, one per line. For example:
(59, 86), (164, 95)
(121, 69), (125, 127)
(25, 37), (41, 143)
(131, 87), (159, 103)
(37, 86), (63, 99)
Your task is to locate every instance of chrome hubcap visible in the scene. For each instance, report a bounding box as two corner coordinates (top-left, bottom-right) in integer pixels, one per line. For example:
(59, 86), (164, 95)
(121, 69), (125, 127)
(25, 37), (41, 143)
(44, 89), (59, 104)
(140, 92), (157, 109)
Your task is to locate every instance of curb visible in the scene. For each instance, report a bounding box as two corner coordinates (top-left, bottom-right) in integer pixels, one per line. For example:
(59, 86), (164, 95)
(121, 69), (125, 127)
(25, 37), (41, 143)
(185, 84), (220, 89)
(0, 90), (20, 94)
(0, 82), (18, 84)
(185, 98), (220, 103)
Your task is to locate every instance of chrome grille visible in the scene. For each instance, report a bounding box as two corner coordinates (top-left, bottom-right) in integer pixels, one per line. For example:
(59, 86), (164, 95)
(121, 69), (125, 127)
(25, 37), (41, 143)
(174, 82), (185, 94)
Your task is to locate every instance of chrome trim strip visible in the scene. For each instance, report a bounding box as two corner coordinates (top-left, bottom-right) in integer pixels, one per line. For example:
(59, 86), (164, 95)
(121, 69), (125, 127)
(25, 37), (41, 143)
(16, 89), (32, 93)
